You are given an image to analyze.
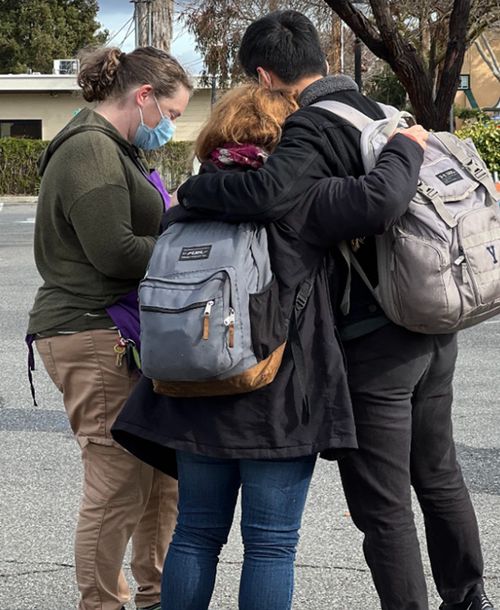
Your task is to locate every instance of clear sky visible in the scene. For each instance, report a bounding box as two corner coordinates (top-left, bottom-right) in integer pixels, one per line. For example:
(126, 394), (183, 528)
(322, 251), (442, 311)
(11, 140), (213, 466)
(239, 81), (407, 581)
(96, 0), (203, 74)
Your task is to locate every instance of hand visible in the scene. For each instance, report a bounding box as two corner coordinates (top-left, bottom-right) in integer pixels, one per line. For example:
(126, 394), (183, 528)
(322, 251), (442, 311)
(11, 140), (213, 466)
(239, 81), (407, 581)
(392, 124), (429, 150)
(170, 189), (179, 207)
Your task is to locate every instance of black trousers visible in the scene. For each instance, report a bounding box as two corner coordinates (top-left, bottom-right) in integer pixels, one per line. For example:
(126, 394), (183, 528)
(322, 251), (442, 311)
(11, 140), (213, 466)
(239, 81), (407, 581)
(338, 323), (484, 610)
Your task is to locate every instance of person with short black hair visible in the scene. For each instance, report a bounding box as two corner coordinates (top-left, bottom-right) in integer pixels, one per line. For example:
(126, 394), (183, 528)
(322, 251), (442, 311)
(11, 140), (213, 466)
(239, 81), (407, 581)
(238, 10), (328, 84)
(175, 10), (495, 610)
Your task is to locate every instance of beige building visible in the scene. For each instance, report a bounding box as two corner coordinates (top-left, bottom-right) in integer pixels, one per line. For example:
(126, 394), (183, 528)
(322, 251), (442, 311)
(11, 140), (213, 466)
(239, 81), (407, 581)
(0, 74), (213, 141)
(455, 31), (500, 115)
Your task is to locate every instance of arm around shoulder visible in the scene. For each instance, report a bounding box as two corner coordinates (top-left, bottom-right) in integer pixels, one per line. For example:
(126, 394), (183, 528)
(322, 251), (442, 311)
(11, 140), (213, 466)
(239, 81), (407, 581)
(178, 114), (332, 222)
(298, 134), (424, 246)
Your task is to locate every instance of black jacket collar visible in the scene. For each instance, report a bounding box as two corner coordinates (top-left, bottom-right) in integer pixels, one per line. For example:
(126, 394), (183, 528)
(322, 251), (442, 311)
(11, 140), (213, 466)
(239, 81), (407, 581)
(299, 75), (359, 107)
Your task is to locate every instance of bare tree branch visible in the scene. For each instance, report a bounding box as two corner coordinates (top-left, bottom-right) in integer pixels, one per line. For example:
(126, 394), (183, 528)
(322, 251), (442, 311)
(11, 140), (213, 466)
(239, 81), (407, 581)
(181, 0), (499, 129)
(475, 34), (500, 81)
(435, 0), (471, 121)
(321, 0), (389, 59)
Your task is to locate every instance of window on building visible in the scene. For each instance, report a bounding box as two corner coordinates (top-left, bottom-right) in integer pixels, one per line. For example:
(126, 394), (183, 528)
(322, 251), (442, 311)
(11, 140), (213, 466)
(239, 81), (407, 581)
(0, 120), (42, 139)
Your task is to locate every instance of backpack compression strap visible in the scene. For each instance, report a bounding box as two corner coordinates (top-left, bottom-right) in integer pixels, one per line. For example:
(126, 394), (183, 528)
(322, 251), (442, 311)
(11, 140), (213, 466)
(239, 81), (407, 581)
(288, 277), (315, 421)
(434, 132), (500, 205)
(311, 100), (394, 315)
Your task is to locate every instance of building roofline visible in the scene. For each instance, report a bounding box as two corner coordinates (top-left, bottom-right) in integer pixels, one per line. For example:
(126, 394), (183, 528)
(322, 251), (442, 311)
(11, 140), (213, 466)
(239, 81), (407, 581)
(0, 73), (209, 92)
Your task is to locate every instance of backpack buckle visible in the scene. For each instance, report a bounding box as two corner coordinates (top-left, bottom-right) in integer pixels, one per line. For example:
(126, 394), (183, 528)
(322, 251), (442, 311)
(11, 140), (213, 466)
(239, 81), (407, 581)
(418, 183), (440, 201)
(464, 159), (489, 182)
(295, 293), (309, 310)
(295, 279), (314, 311)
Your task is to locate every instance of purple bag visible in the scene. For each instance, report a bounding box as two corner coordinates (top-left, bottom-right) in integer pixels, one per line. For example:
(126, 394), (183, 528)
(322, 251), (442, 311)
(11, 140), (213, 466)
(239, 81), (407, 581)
(147, 169), (171, 211)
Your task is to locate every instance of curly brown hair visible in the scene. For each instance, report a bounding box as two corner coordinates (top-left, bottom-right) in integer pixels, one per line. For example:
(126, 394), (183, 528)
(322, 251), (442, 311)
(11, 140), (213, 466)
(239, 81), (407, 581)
(195, 84), (299, 162)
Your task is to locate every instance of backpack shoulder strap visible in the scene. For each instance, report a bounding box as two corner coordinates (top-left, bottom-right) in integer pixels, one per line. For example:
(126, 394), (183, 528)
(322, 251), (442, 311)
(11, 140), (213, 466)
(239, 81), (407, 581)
(311, 100), (405, 134)
(377, 102), (399, 118)
(288, 275), (317, 420)
(311, 100), (387, 314)
(337, 240), (380, 315)
(311, 100), (372, 131)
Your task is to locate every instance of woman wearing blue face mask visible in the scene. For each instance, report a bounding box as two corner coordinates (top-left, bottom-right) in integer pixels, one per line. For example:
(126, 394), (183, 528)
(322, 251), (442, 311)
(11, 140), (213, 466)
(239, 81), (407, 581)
(134, 95), (177, 150)
(27, 46), (191, 610)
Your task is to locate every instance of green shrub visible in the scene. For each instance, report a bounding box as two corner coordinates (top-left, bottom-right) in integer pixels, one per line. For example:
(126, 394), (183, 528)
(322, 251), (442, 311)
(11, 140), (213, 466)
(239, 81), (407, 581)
(0, 138), (48, 195)
(145, 140), (195, 192)
(454, 106), (490, 122)
(365, 66), (408, 109)
(0, 138), (195, 196)
(455, 119), (500, 174)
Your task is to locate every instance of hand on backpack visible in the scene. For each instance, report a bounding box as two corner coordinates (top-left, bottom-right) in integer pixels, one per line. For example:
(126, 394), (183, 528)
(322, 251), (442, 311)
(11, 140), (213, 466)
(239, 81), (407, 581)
(393, 124), (429, 150)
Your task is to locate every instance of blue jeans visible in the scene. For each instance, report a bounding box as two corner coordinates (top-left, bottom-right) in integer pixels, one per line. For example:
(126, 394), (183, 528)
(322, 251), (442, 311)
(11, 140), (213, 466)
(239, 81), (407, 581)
(161, 451), (316, 610)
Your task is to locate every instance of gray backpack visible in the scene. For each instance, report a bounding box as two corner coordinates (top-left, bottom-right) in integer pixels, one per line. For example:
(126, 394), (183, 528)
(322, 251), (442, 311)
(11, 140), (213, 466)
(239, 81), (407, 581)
(313, 100), (500, 333)
(139, 221), (289, 397)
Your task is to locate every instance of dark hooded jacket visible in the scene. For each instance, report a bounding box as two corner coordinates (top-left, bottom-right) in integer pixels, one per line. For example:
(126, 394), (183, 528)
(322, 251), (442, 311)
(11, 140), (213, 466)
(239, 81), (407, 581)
(111, 128), (423, 476)
(176, 75), (404, 339)
(28, 108), (163, 336)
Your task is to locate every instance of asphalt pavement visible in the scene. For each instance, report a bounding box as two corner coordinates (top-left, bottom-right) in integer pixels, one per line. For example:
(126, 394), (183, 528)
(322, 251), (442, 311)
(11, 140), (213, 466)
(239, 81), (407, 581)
(0, 201), (498, 610)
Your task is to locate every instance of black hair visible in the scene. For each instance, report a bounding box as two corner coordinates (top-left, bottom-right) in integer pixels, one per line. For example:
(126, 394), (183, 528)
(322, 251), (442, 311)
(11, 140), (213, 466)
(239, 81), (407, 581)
(238, 10), (327, 84)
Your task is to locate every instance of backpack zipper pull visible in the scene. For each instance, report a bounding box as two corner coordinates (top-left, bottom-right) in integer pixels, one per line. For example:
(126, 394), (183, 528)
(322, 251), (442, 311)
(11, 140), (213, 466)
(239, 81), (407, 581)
(224, 308), (235, 348)
(454, 254), (469, 282)
(461, 262), (469, 284)
(455, 248), (469, 284)
(202, 300), (214, 340)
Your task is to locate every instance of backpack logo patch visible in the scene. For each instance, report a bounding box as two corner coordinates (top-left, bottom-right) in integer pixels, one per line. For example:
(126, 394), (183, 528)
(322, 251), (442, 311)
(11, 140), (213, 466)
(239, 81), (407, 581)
(179, 245), (212, 261)
(436, 168), (463, 185)
(486, 245), (498, 264)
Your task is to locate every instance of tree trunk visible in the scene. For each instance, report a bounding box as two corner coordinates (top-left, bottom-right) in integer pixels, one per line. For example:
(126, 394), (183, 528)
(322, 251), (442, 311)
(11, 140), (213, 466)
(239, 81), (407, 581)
(390, 58), (438, 127)
(434, 0), (471, 130)
(135, 0), (172, 50)
(322, 0), (474, 131)
(136, 2), (149, 47)
(152, 0), (173, 51)
(327, 13), (343, 73)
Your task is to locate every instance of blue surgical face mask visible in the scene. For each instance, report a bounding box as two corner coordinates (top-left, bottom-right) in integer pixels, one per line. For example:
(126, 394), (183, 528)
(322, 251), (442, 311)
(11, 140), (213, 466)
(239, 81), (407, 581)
(133, 96), (176, 150)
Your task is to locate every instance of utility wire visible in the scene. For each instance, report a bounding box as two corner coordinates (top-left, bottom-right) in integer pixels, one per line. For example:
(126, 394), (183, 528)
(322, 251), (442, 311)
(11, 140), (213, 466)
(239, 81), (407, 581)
(119, 13), (137, 48)
(106, 16), (135, 45)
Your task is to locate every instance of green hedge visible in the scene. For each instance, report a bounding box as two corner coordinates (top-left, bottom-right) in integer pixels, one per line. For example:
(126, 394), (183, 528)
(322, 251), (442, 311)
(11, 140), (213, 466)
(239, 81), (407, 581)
(0, 138), (47, 195)
(0, 138), (195, 196)
(455, 119), (500, 174)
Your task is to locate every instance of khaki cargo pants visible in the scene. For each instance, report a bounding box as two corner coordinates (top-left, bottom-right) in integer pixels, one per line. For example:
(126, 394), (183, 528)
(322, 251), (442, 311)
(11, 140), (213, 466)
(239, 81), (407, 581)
(36, 329), (178, 610)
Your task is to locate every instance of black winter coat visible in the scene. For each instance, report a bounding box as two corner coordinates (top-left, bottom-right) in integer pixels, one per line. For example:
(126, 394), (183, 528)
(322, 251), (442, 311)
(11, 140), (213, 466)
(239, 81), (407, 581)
(176, 75), (402, 334)
(111, 131), (423, 477)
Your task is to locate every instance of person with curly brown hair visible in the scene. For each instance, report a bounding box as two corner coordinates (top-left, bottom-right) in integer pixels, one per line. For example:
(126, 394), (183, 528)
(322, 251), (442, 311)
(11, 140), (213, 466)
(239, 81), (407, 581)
(112, 82), (428, 610)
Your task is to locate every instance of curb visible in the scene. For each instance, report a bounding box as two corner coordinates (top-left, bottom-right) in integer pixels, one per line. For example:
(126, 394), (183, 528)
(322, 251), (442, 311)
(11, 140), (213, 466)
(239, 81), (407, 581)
(0, 196), (38, 205)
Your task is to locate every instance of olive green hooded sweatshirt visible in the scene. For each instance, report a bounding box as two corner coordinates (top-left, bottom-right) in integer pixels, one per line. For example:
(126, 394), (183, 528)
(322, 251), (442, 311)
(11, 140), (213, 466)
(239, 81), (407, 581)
(28, 108), (163, 335)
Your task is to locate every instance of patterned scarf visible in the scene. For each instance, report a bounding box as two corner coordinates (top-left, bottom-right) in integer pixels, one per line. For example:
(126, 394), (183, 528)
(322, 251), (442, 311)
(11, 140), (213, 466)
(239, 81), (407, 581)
(209, 143), (269, 170)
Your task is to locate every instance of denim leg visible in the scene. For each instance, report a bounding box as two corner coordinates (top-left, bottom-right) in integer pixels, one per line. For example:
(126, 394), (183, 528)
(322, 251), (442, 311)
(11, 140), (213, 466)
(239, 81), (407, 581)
(238, 455), (317, 610)
(161, 451), (240, 610)
(411, 334), (484, 605)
